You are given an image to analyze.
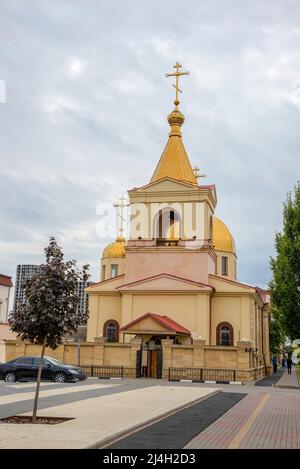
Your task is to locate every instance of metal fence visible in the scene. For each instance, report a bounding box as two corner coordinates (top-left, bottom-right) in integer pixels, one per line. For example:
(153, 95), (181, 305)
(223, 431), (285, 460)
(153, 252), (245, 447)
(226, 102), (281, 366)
(79, 365), (124, 379)
(168, 367), (236, 382)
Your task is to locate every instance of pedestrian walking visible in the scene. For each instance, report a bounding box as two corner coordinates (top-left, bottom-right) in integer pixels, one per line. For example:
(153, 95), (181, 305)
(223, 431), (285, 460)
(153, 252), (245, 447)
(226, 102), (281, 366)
(272, 355), (278, 374)
(287, 357), (293, 375)
(281, 357), (286, 368)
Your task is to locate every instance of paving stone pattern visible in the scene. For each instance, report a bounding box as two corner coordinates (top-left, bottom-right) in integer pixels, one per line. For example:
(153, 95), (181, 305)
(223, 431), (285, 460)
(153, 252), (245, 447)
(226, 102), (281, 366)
(108, 392), (245, 449)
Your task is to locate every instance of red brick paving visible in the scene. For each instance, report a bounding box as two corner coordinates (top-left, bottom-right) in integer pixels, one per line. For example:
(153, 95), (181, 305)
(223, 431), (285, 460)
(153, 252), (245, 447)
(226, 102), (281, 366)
(185, 391), (300, 449)
(241, 393), (300, 448)
(274, 368), (300, 390)
(185, 393), (265, 449)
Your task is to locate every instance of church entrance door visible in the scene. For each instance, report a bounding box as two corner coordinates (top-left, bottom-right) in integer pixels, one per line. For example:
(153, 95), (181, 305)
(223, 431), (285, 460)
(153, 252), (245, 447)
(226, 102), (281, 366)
(148, 348), (163, 379)
(141, 337), (163, 379)
(150, 350), (158, 378)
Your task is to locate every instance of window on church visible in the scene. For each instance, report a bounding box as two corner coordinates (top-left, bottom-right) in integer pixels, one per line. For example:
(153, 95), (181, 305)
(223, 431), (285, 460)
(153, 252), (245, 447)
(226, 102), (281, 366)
(111, 264), (118, 278)
(104, 320), (119, 343)
(102, 265), (106, 281)
(216, 322), (233, 346)
(222, 256), (228, 276)
(220, 326), (230, 345)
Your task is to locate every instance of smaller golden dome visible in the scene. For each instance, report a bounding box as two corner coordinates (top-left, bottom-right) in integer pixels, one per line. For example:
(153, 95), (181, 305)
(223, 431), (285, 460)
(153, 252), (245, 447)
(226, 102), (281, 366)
(213, 217), (236, 254)
(102, 236), (126, 259)
(167, 108), (185, 127)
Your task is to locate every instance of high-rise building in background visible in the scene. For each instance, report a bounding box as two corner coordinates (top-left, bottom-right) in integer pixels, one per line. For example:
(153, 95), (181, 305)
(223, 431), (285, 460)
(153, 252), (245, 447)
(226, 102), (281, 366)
(76, 280), (93, 316)
(14, 265), (37, 312)
(13, 265), (92, 317)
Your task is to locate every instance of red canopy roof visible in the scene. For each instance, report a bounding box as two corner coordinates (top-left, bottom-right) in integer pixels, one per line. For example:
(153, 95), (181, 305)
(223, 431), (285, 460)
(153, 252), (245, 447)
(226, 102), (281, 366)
(120, 312), (191, 335)
(255, 287), (270, 304)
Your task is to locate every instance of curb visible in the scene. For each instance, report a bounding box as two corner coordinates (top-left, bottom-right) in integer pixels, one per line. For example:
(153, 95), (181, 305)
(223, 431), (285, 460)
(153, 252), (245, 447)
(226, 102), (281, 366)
(273, 384), (300, 390)
(86, 389), (220, 449)
(97, 377), (123, 380)
(178, 379), (242, 385)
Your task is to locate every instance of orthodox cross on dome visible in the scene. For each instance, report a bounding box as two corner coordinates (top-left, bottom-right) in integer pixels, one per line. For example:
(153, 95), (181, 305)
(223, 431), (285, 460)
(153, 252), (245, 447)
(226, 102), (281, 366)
(113, 196), (129, 237)
(165, 62), (190, 107)
(193, 166), (206, 180)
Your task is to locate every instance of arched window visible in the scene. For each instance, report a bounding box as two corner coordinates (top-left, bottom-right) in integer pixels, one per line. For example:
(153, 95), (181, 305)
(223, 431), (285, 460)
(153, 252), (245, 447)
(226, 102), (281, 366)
(216, 322), (233, 346)
(103, 320), (119, 343)
(155, 208), (181, 240)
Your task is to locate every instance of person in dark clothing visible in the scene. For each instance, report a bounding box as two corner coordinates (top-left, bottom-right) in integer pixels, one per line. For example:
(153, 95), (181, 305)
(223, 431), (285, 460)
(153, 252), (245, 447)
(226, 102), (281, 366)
(272, 355), (278, 374)
(282, 357), (286, 368)
(287, 357), (293, 375)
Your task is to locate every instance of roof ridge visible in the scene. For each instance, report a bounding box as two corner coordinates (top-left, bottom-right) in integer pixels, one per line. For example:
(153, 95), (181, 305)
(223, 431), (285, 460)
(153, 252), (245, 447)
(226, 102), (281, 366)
(120, 311), (190, 335)
(117, 272), (214, 289)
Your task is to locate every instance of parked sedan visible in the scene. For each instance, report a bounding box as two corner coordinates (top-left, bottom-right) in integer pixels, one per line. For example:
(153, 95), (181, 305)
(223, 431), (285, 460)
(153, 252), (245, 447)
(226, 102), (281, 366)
(0, 356), (87, 383)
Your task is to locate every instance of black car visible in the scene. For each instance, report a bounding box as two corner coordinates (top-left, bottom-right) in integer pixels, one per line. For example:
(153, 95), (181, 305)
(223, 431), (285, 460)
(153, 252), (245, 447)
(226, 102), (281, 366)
(0, 356), (87, 383)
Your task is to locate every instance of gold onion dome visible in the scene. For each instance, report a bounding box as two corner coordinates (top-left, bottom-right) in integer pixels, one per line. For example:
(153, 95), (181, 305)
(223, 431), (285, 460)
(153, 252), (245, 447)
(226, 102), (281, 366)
(150, 107), (197, 185)
(213, 217), (236, 255)
(167, 108), (185, 127)
(102, 236), (126, 259)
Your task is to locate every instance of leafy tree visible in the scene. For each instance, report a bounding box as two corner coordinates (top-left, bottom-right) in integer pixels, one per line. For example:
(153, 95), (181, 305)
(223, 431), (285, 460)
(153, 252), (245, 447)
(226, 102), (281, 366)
(269, 315), (284, 355)
(9, 237), (89, 422)
(269, 183), (300, 341)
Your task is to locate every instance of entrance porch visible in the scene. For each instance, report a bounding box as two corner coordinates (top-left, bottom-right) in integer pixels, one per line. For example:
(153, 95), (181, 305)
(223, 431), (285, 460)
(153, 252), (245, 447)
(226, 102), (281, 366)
(119, 312), (192, 379)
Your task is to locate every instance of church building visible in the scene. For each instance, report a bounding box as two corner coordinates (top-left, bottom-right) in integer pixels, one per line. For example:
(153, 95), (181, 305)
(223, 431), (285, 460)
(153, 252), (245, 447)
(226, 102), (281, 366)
(86, 63), (270, 382)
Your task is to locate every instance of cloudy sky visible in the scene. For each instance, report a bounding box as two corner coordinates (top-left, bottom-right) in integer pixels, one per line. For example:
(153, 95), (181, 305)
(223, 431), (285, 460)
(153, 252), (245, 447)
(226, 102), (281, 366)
(1, 0), (300, 302)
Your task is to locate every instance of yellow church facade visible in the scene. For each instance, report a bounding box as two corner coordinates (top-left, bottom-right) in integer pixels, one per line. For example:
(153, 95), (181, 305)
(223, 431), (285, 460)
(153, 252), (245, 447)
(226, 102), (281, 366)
(86, 63), (271, 382)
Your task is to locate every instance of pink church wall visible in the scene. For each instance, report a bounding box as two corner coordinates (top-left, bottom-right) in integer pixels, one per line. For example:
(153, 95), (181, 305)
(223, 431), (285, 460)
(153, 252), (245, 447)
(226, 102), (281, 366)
(124, 251), (215, 285)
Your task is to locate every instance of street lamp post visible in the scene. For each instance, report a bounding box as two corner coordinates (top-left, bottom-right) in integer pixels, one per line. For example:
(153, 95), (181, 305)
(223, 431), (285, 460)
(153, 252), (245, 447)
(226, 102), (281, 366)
(77, 336), (81, 367)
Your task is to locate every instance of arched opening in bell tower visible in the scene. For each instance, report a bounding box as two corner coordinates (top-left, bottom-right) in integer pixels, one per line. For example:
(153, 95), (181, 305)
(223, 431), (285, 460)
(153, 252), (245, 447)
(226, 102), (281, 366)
(153, 207), (182, 244)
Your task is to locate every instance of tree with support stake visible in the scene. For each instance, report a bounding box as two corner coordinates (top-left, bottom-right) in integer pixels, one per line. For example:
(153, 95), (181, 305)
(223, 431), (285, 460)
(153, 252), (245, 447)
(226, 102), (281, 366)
(9, 237), (89, 423)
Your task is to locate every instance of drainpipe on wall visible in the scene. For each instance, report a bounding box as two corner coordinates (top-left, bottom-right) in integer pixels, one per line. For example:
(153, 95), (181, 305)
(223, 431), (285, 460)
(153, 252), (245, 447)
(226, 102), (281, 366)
(209, 292), (213, 345)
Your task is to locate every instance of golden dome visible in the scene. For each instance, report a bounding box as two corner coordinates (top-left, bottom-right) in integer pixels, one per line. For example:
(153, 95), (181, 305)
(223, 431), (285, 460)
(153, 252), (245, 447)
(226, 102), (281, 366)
(167, 109), (185, 127)
(213, 217), (236, 254)
(150, 107), (197, 185)
(102, 236), (126, 259)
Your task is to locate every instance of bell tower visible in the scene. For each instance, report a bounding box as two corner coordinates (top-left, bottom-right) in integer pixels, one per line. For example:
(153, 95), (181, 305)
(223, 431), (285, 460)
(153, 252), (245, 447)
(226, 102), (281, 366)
(124, 63), (217, 284)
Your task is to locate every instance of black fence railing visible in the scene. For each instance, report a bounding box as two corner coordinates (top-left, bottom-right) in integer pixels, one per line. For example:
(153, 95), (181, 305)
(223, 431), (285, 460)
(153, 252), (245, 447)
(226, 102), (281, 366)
(168, 368), (236, 383)
(168, 368), (203, 382)
(203, 368), (236, 382)
(79, 365), (124, 379)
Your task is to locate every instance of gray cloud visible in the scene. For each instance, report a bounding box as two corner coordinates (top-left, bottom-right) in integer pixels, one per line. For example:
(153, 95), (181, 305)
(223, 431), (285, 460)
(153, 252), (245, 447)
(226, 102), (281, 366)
(1, 0), (300, 292)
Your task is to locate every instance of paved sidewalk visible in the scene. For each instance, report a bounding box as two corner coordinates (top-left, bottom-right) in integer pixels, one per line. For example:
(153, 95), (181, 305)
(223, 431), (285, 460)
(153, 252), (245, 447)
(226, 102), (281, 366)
(274, 367), (300, 389)
(240, 392), (300, 448)
(1, 383), (114, 405)
(0, 385), (216, 449)
(255, 368), (284, 386)
(1, 378), (299, 449)
(108, 392), (245, 449)
(185, 391), (300, 449)
(185, 393), (265, 449)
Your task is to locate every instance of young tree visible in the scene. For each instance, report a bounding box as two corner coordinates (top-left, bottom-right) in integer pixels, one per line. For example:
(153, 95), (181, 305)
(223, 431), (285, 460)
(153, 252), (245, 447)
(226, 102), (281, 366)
(9, 237), (89, 423)
(269, 183), (300, 341)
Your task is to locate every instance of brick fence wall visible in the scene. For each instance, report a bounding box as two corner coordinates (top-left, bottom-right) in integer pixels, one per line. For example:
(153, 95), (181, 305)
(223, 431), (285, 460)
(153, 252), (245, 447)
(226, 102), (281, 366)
(0, 336), (270, 382)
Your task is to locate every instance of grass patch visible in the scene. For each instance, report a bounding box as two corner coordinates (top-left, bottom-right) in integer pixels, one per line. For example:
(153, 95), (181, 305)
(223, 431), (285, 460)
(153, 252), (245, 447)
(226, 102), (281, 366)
(296, 365), (300, 383)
